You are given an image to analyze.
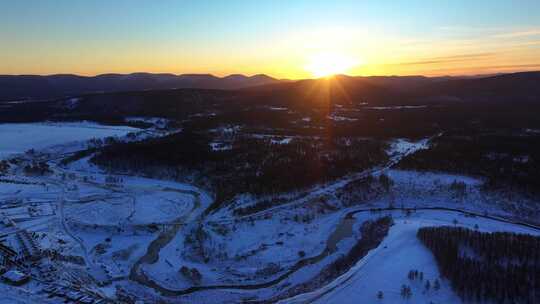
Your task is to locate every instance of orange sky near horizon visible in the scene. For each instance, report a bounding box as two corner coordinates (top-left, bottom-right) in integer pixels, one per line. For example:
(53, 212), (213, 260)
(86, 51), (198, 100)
(1, 1), (540, 79)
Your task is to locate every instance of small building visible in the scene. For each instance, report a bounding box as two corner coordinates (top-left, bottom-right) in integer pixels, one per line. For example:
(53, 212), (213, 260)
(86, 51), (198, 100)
(2, 270), (30, 285)
(88, 265), (111, 286)
(0, 242), (16, 264)
(42, 285), (56, 294)
(79, 296), (95, 304)
(1, 217), (12, 227)
(66, 291), (84, 301)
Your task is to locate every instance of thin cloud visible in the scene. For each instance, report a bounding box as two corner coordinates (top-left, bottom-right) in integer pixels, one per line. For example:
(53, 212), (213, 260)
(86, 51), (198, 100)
(466, 63), (540, 70)
(425, 63), (540, 74)
(395, 53), (496, 66)
(438, 26), (501, 34)
(517, 40), (540, 46)
(493, 29), (540, 39)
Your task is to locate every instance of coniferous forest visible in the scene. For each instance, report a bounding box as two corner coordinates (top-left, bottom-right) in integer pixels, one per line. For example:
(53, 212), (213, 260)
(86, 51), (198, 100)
(417, 226), (540, 303)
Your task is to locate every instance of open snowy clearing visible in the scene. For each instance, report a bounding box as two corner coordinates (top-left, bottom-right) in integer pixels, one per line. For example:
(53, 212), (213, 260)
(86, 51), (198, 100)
(0, 122), (139, 158)
(66, 190), (195, 226)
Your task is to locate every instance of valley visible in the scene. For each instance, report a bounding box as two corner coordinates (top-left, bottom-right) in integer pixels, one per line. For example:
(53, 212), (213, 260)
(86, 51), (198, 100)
(0, 73), (539, 303)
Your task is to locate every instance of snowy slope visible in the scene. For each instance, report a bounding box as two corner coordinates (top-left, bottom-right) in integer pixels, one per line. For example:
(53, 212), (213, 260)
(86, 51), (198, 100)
(0, 122), (138, 158)
(282, 209), (540, 304)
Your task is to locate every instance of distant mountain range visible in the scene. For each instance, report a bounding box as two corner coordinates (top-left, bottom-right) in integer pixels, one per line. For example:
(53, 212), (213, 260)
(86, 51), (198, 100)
(0, 73), (280, 101)
(240, 71), (540, 106)
(0, 71), (539, 124)
(1, 71), (539, 104)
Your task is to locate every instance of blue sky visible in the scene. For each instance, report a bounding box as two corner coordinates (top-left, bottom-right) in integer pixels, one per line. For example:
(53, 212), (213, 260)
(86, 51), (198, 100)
(1, 0), (540, 77)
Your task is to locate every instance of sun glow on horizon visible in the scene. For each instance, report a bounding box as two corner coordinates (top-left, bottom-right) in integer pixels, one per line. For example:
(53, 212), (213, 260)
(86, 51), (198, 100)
(305, 53), (360, 78)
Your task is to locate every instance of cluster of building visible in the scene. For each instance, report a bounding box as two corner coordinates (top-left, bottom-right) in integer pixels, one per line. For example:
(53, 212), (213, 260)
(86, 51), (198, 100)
(43, 285), (105, 304)
(1, 210), (109, 303)
(0, 222), (40, 286)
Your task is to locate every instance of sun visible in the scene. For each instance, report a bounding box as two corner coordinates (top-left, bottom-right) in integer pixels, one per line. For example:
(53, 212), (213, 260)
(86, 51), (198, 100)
(305, 52), (358, 78)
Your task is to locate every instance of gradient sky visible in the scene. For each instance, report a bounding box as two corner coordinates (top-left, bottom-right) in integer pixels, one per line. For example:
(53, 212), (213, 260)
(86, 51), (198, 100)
(1, 0), (540, 78)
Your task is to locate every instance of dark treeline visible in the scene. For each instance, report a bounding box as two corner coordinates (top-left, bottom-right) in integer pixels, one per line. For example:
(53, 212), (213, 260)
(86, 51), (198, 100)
(7, 73), (540, 138)
(417, 226), (540, 303)
(91, 129), (389, 211)
(399, 132), (540, 194)
(329, 216), (393, 274)
(270, 216), (393, 303)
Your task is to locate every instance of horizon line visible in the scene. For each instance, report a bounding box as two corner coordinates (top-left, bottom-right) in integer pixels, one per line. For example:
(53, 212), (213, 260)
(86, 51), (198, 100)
(1, 70), (538, 80)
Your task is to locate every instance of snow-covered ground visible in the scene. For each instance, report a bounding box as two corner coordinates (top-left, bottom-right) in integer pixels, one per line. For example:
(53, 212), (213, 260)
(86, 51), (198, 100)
(0, 122), (138, 158)
(125, 116), (170, 128)
(365, 105), (428, 110)
(65, 177), (198, 227)
(327, 113), (358, 122)
(282, 209), (540, 304)
(387, 137), (430, 158)
(0, 124), (539, 304)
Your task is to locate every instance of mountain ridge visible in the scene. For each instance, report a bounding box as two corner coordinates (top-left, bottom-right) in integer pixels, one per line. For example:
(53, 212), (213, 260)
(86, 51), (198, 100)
(0, 73), (281, 101)
(1, 71), (539, 102)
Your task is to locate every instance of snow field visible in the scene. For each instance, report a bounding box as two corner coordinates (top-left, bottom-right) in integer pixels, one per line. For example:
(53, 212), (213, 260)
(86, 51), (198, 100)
(0, 122), (139, 158)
